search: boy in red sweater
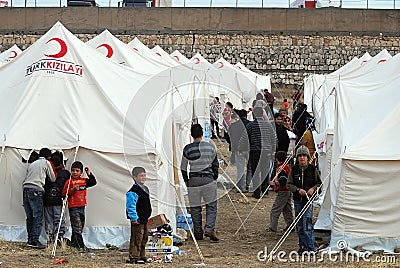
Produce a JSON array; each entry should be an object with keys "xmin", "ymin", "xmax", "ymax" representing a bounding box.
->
[
  {"xmin": 62, "ymin": 161, "xmax": 97, "ymax": 249},
  {"xmin": 268, "ymin": 151, "xmax": 294, "ymax": 233}
]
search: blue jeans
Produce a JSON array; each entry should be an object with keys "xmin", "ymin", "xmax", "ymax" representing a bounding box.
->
[
  {"xmin": 44, "ymin": 205, "xmax": 66, "ymax": 242},
  {"xmin": 69, "ymin": 207, "xmax": 86, "ymax": 248},
  {"xmin": 294, "ymin": 201, "xmax": 316, "ymax": 251},
  {"xmin": 23, "ymin": 188, "xmax": 44, "ymax": 243}
]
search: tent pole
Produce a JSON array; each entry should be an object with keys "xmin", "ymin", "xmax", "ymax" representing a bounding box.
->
[
  {"xmin": 51, "ymin": 139, "xmax": 80, "ymax": 259},
  {"xmin": 172, "ymin": 123, "xmax": 181, "ymax": 200},
  {"xmin": 0, "ymin": 134, "xmax": 6, "ymax": 167}
]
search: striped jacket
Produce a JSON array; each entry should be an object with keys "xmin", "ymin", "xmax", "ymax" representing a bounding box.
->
[{"xmin": 239, "ymin": 119, "xmax": 277, "ymax": 152}]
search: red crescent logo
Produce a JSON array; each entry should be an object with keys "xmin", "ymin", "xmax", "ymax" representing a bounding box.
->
[
  {"xmin": 96, "ymin": 44, "xmax": 114, "ymax": 58},
  {"xmin": 44, "ymin": 38, "xmax": 68, "ymax": 58},
  {"xmin": 377, "ymin": 59, "xmax": 387, "ymax": 64},
  {"xmin": 194, "ymin": 57, "xmax": 200, "ymax": 64},
  {"xmin": 9, "ymin": 50, "xmax": 17, "ymax": 59},
  {"xmin": 361, "ymin": 59, "xmax": 368, "ymax": 65},
  {"xmin": 133, "ymin": 47, "xmax": 139, "ymax": 52},
  {"xmin": 218, "ymin": 62, "xmax": 224, "ymax": 68},
  {"xmin": 236, "ymin": 66, "xmax": 242, "ymax": 69},
  {"xmin": 156, "ymin": 52, "xmax": 162, "ymax": 57},
  {"xmin": 173, "ymin": 55, "xmax": 180, "ymax": 61}
]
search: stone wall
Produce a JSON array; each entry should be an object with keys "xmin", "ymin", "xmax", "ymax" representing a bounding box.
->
[{"xmin": 1, "ymin": 33, "xmax": 399, "ymax": 87}]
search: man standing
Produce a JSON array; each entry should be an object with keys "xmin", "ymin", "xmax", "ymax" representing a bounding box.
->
[
  {"xmin": 287, "ymin": 146, "xmax": 321, "ymax": 254},
  {"xmin": 264, "ymin": 89, "xmax": 275, "ymax": 114},
  {"xmin": 274, "ymin": 113, "xmax": 290, "ymax": 154},
  {"xmin": 181, "ymin": 124, "xmax": 219, "ymax": 242},
  {"xmin": 292, "ymin": 103, "xmax": 312, "ymax": 145},
  {"xmin": 210, "ymin": 97, "xmax": 222, "ymax": 139},
  {"xmin": 239, "ymin": 107, "xmax": 276, "ymax": 199},
  {"xmin": 228, "ymin": 109, "xmax": 251, "ymax": 192},
  {"xmin": 43, "ymin": 152, "xmax": 70, "ymax": 246},
  {"xmin": 23, "ymin": 148, "xmax": 57, "ymax": 249}
]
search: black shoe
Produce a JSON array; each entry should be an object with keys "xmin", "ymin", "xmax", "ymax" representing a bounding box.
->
[
  {"xmin": 126, "ymin": 258, "xmax": 137, "ymax": 264},
  {"xmin": 27, "ymin": 240, "xmax": 46, "ymax": 249},
  {"xmin": 297, "ymin": 248, "xmax": 306, "ymax": 255},
  {"xmin": 126, "ymin": 258, "xmax": 146, "ymax": 264},
  {"xmin": 140, "ymin": 257, "xmax": 149, "ymax": 263},
  {"xmin": 194, "ymin": 233, "xmax": 204, "ymax": 240},
  {"xmin": 266, "ymin": 227, "xmax": 276, "ymax": 233},
  {"xmin": 204, "ymin": 230, "xmax": 219, "ymax": 242},
  {"xmin": 251, "ymin": 193, "xmax": 261, "ymax": 199}
]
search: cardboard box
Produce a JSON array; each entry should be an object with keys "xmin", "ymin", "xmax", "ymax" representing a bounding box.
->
[
  {"xmin": 145, "ymin": 235, "xmax": 173, "ymax": 253},
  {"xmin": 147, "ymin": 214, "xmax": 170, "ymax": 230}
]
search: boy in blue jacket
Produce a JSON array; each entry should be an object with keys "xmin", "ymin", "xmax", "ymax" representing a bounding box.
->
[{"xmin": 126, "ymin": 167, "xmax": 152, "ymax": 264}]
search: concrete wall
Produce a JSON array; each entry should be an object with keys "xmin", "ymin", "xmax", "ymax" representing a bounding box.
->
[{"xmin": 0, "ymin": 8, "xmax": 400, "ymax": 35}]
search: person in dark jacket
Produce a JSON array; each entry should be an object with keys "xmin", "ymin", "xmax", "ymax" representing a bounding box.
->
[
  {"xmin": 274, "ymin": 113, "xmax": 290, "ymax": 153},
  {"xmin": 126, "ymin": 166, "xmax": 152, "ymax": 264},
  {"xmin": 44, "ymin": 151, "xmax": 70, "ymax": 245},
  {"xmin": 287, "ymin": 146, "xmax": 321, "ymax": 253},
  {"xmin": 239, "ymin": 107, "xmax": 276, "ymax": 199},
  {"xmin": 228, "ymin": 109, "xmax": 252, "ymax": 192},
  {"xmin": 181, "ymin": 124, "xmax": 219, "ymax": 242},
  {"xmin": 292, "ymin": 103, "xmax": 313, "ymax": 146}
]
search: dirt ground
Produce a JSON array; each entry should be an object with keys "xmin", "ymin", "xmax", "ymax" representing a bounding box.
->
[
  {"xmin": 0, "ymin": 87, "xmax": 395, "ymax": 267},
  {"xmin": 1, "ymin": 138, "xmax": 398, "ymax": 267}
]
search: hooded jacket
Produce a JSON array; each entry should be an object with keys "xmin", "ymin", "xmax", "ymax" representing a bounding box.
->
[{"xmin": 287, "ymin": 163, "xmax": 321, "ymax": 203}]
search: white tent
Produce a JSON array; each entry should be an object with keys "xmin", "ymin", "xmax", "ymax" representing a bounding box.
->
[
  {"xmin": 170, "ymin": 50, "xmax": 191, "ymax": 64},
  {"xmin": 86, "ymin": 30, "xmax": 168, "ymax": 75},
  {"xmin": 0, "ymin": 22, "xmax": 217, "ymax": 249},
  {"xmin": 89, "ymin": 32, "xmax": 255, "ymax": 119},
  {"xmin": 304, "ymin": 52, "xmax": 382, "ymax": 212},
  {"xmin": 306, "ymin": 51, "xmax": 400, "ymax": 251},
  {"xmin": 127, "ymin": 37, "xmax": 177, "ymax": 68},
  {"xmin": 234, "ymin": 61, "xmax": 271, "ymax": 93},
  {"xmin": 0, "ymin": 22, "xmax": 261, "ymax": 249},
  {"xmin": 0, "ymin": 44, "xmax": 22, "ymax": 65},
  {"xmin": 328, "ymin": 70, "xmax": 400, "ymax": 252},
  {"xmin": 152, "ymin": 45, "xmax": 182, "ymax": 67},
  {"xmin": 190, "ymin": 52, "xmax": 212, "ymax": 66}
]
